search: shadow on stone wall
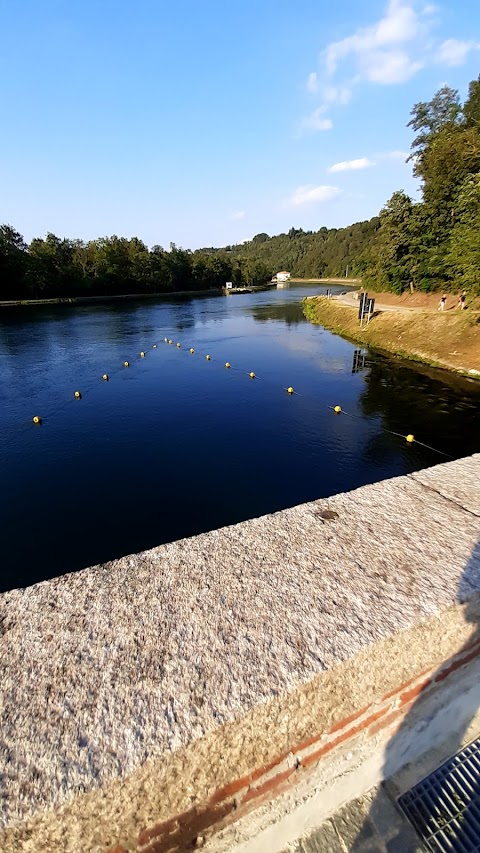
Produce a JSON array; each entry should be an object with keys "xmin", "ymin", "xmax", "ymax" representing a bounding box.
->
[{"xmin": 350, "ymin": 538, "xmax": 480, "ymax": 852}]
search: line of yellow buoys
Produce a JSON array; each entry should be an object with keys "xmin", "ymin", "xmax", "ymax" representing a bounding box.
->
[{"xmin": 27, "ymin": 331, "xmax": 451, "ymax": 458}]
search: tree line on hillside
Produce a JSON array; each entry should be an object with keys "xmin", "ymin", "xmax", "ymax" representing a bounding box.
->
[
  {"xmin": 2, "ymin": 75, "xmax": 479, "ymax": 301},
  {"xmin": 225, "ymin": 219, "xmax": 379, "ymax": 281},
  {"xmin": 0, "ymin": 231, "xmax": 273, "ymax": 301}
]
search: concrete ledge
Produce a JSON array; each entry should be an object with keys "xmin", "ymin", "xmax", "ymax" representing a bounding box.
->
[{"xmin": 0, "ymin": 455, "xmax": 479, "ymax": 852}]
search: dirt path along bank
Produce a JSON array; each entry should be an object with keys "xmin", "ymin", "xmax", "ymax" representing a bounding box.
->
[{"xmin": 304, "ymin": 296, "xmax": 480, "ymax": 376}]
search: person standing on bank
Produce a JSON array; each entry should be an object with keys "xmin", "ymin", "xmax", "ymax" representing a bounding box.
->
[
  {"xmin": 458, "ymin": 291, "xmax": 467, "ymax": 310},
  {"xmin": 438, "ymin": 294, "xmax": 447, "ymax": 311}
]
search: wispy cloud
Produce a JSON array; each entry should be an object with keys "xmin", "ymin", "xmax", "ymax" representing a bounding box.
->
[
  {"xmin": 326, "ymin": 150, "xmax": 408, "ymax": 174},
  {"xmin": 306, "ymin": 72, "xmax": 318, "ymax": 93},
  {"xmin": 328, "ymin": 157, "xmax": 375, "ymax": 173},
  {"xmin": 324, "ymin": 0, "xmax": 429, "ymax": 84},
  {"xmin": 298, "ymin": 2, "xmax": 433, "ymax": 135},
  {"xmin": 378, "ymin": 149, "xmax": 409, "ymax": 161},
  {"xmin": 323, "ymin": 85, "xmax": 352, "ymax": 105},
  {"xmin": 299, "ymin": 107, "xmax": 333, "ymax": 133},
  {"xmin": 230, "ymin": 210, "xmax": 246, "ymax": 221},
  {"xmin": 287, "ymin": 185, "xmax": 341, "ymax": 207},
  {"xmin": 436, "ymin": 38, "xmax": 480, "ymax": 66},
  {"xmin": 299, "ymin": 2, "xmax": 474, "ymax": 138}
]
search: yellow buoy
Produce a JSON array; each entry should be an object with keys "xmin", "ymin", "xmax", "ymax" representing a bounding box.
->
[
  {"xmin": 140, "ymin": 351, "xmax": 145, "ymax": 358},
  {"xmin": 249, "ymin": 372, "xmax": 256, "ymax": 379},
  {"xmin": 190, "ymin": 348, "xmax": 195, "ymax": 354},
  {"xmin": 287, "ymin": 386, "xmax": 294, "ymax": 394},
  {"xmin": 168, "ymin": 339, "xmax": 173, "ymax": 345},
  {"xmin": 74, "ymin": 391, "xmax": 82, "ymax": 399},
  {"xmin": 102, "ymin": 374, "xmax": 109, "ymax": 381},
  {"xmin": 225, "ymin": 362, "xmax": 231, "ymax": 369},
  {"xmin": 153, "ymin": 344, "xmax": 157, "ymax": 348},
  {"xmin": 32, "ymin": 415, "xmax": 42, "ymax": 425},
  {"xmin": 124, "ymin": 361, "xmax": 129, "ymax": 367},
  {"xmin": 206, "ymin": 354, "xmax": 211, "ymax": 360},
  {"xmin": 334, "ymin": 405, "xmax": 342, "ymax": 414},
  {"xmin": 406, "ymin": 434, "xmax": 415, "ymax": 443},
  {"xmin": 176, "ymin": 343, "xmax": 181, "ymax": 348}
]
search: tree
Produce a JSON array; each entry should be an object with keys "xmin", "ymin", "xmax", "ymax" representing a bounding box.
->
[
  {"xmin": 408, "ymin": 85, "xmax": 461, "ymax": 177},
  {"xmin": 364, "ymin": 192, "xmax": 417, "ymax": 293},
  {"xmin": 463, "ymin": 76, "xmax": 480, "ymax": 130},
  {"xmin": 0, "ymin": 225, "xmax": 28, "ymax": 299},
  {"xmin": 448, "ymin": 174, "xmax": 480, "ymax": 294}
]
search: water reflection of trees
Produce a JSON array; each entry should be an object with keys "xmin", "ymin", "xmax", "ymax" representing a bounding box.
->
[
  {"xmin": 249, "ymin": 303, "xmax": 305, "ymax": 327},
  {"xmin": 359, "ymin": 357, "xmax": 480, "ymax": 462}
]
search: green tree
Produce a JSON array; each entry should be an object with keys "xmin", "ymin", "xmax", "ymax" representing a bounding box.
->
[
  {"xmin": 364, "ymin": 192, "xmax": 417, "ymax": 293},
  {"xmin": 408, "ymin": 85, "xmax": 461, "ymax": 178},
  {"xmin": 0, "ymin": 225, "xmax": 28, "ymax": 299},
  {"xmin": 448, "ymin": 174, "xmax": 480, "ymax": 294},
  {"xmin": 463, "ymin": 76, "xmax": 480, "ymax": 130}
]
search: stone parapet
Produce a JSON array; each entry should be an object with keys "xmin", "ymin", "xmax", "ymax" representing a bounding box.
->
[{"xmin": 1, "ymin": 455, "xmax": 479, "ymax": 852}]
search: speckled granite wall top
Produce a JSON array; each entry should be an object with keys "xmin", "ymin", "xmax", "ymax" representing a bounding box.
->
[{"xmin": 1, "ymin": 455, "xmax": 479, "ymax": 851}]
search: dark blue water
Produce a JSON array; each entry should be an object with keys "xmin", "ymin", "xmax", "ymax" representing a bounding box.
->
[{"xmin": 1, "ymin": 283, "xmax": 479, "ymax": 592}]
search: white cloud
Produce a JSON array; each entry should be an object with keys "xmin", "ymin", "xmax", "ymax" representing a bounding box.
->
[
  {"xmin": 362, "ymin": 50, "xmax": 423, "ymax": 83},
  {"xmin": 323, "ymin": 85, "xmax": 352, "ymax": 105},
  {"xmin": 328, "ymin": 157, "xmax": 375, "ymax": 173},
  {"xmin": 287, "ymin": 185, "xmax": 341, "ymax": 207},
  {"xmin": 230, "ymin": 210, "xmax": 246, "ymax": 221},
  {"xmin": 437, "ymin": 38, "xmax": 480, "ymax": 67},
  {"xmin": 306, "ymin": 71, "xmax": 318, "ymax": 93},
  {"xmin": 300, "ymin": 107, "xmax": 333, "ymax": 132},
  {"xmin": 379, "ymin": 149, "xmax": 409, "ymax": 161},
  {"xmin": 323, "ymin": 1, "xmax": 430, "ymax": 85}
]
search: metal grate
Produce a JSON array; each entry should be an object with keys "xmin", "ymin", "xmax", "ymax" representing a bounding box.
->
[{"xmin": 398, "ymin": 736, "xmax": 480, "ymax": 851}]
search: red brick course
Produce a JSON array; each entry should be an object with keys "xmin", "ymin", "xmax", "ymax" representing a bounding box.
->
[
  {"xmin": 435, "ymin": 646, "xmax": 480, "ymax": 683},
  {"xmin": 399, "ymin": 678, "xmax": 432, "ymax": 705},
  {"xmin": 381, "ymin": 667, "xmax": 432, "ymax": 702},
  {"xmin": 368, "ymin": 702, "xmax": 414, "ymax": 737},
  {"xmin": 242, "ymin": 765, "xmax": 297, "ymax": 805},
  {"xmin": 298, "ymin": 706, "xmax": 391, "ymax": 769},
  {"xmin": 329, "ymin": 704, "xmax": 371, "ymax": 734}
]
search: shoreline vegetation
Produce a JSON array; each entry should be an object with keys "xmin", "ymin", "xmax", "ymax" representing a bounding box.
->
[
  {"xmin": 303, "ymin": 295, "xmax": 480, "ymax": 378},
  {"xmin": 0, "ymin": 278, "xmax": 358, "ymax": 309},
  {"xmin": 0, "ymin": 288, "xmax": 223, "ymax": 309}
]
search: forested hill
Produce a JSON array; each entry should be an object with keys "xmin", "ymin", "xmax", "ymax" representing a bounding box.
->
[{"xmin": 219, "ymin": 219, "xmax": 379, "ymax": 280}]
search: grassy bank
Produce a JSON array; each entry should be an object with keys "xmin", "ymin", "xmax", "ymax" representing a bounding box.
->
[{"xmin": 304, "ymin": 297, "xmax": 480, "ymax": 376}]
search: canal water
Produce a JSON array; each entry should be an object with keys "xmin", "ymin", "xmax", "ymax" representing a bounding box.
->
[{"xmin": 1, "ymin": 283, "xmax": 479, "ymax": 592}]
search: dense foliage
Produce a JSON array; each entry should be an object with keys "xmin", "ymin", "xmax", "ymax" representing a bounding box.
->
[
  {"xmin": 222, "ymin": 220, "xmax": 379, "ymax": 280},
  {"xmin": 0, "ymin": 232, "xmax": 271, "ymax": 301},
  {"xmin": 2, "ymin": 75, "xmax": 480, "ymax": 301}
]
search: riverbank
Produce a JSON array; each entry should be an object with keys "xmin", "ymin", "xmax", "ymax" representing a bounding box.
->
[
  {"xmin": 304, "ymin": 296, "xmax": 480, "ymax": 376},
  {"xmin": 0, "ymin": 288, "xmax": 222, "ymax": 309},
  {"xmin": 289, "ymin": 277, "xmax": 361, "ymax": 284}
]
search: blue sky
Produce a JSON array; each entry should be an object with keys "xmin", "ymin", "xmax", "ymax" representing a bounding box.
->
[{"xmin": 1, "ymin": 0, "xmax": 479, "ymax": 248}]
